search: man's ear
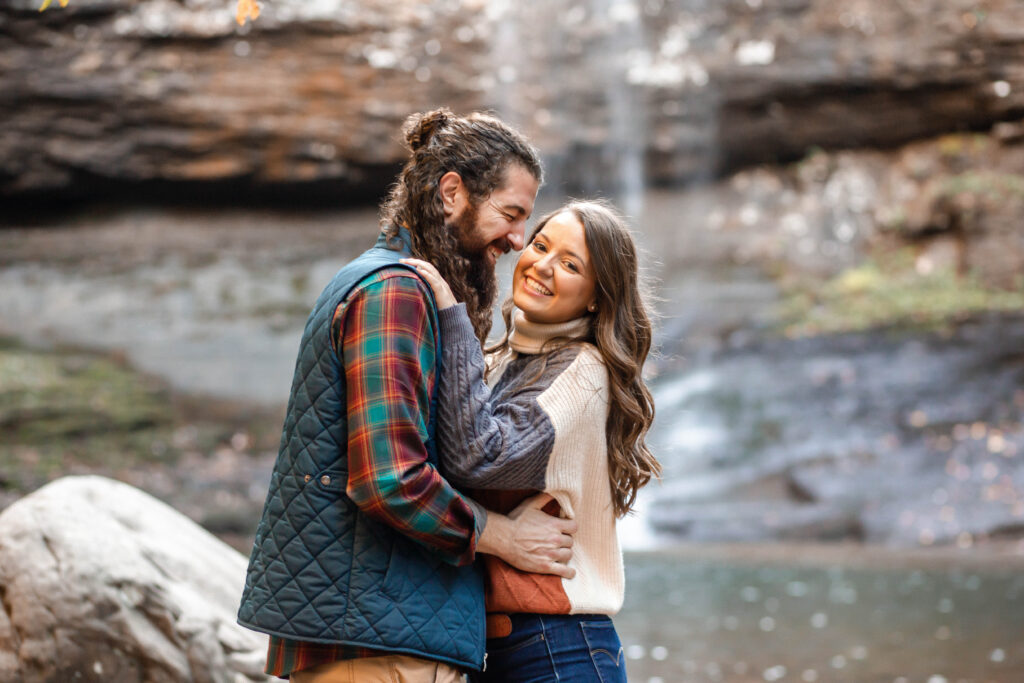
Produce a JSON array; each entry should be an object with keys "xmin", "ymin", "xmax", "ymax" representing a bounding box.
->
[{"xmin": 439, "ymin": 171, "xmax": 467, "ymax": 219}]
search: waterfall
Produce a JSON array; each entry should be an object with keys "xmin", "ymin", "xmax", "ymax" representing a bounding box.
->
[{"xmin": 484, "ymin": 0, "xmax": 649, "ymax": 218}]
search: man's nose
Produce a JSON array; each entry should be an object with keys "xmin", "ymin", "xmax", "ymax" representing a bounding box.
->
[{"xmin": 507, "ymin": 221, "xmax": 525, "ymax": 251}]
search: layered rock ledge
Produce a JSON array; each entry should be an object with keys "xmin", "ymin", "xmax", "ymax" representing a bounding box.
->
[{"xmin": 3, "ymin": 0, "xmax": 1023, "ymax": 202}]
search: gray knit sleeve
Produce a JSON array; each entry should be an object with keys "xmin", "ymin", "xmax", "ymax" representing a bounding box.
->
[{"xmin": 435, "ymin": 304, "xmax": 557, "ymax": 490}]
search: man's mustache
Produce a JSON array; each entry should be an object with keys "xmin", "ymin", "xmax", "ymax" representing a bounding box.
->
[{"xmin": 491, "ymin": 239, "xmax": 512, "ymax": 256}]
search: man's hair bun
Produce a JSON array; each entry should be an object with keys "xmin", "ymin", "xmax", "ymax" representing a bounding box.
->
[{"xmin": 404, "ymin": 108, "xmax": 452, "ymax": 151}]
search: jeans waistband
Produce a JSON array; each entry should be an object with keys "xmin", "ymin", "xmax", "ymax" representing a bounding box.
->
[{"xmin": 487, "ymin": 613, "xmax": 613, "ymax": 639}]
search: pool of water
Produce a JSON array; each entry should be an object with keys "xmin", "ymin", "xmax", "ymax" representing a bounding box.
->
[{"xmin": 617, "ymin": 547, "xmax": 1024, "ymax": 683}]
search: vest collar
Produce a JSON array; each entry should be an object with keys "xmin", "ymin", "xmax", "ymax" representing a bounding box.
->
[{"xmin": 377, "ymin": 226, "xmax": 415, "ymax": 255}]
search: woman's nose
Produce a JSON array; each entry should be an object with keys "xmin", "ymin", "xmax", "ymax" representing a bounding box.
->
[{"xmin": 534, "ymin": 254, "xmax": 555, "ymax": 274}]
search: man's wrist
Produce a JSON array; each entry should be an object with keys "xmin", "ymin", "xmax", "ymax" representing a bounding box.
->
[
  {"xmin": 476, "ymin": 511, "xmax": 512, "ymax": 557},
  {"xmin": 463, "ymin": 496, "xmax": 489, "ymax": 548}
]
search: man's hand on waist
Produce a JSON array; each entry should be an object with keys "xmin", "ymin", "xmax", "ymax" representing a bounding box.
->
[{"xmin": 476, "ymin": 493, "xmax": 577, "ymax": 579}]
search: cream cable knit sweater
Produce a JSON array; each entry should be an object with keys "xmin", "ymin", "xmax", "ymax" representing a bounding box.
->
[{"xmin": 437, "ymin": 305, "xmax": 624, "ymax": 616}]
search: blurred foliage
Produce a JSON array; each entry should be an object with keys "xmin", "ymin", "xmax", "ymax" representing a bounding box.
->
[
  {"xmin": 939, "ymin": 170, "xmax": 1024, "ymax": 202},
  {"xmin": 778, "ymin": 249, "xmax": 1024, "ymax": 337},
  {"xmin": 0, "ymin": 340, "xmax": 278, "ymax": 497},
  {"xmin": 0, "ymin": 340, "xmax": 172, "ymax": 479}
]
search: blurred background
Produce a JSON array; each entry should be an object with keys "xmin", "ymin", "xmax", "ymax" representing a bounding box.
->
[{"xmin": 2, "ymin": 0, "xmax": 1024, "ymax": 681}]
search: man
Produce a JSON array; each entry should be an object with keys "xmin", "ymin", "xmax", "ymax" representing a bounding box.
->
[{"xmin": 237, "ymin": 108, "xmax": 577, "ymax": 682}]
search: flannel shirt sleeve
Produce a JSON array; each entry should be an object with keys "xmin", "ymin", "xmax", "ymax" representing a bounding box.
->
[{"xmin": 335, "ymin": 271, "xmax": 481, "ymax": 566}]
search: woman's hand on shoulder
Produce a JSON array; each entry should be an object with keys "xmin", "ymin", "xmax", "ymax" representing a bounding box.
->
[{"xmin": 400, "ymin": 258, "xmax": 457, "ymax": 310}]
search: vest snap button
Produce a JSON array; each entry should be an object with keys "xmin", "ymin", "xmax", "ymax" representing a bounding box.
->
[
  {"xmin": 304, "ymin": 475, "xmax": 311, "ymax": 483},
  {"xmin": 320, "ymin": 475, "xmax": 331, "ymax": 486}
]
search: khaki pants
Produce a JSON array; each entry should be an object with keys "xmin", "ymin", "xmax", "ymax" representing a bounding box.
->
[{"xmin": 291, "ymin": 655, "xmax": 465, "ymax": 683}]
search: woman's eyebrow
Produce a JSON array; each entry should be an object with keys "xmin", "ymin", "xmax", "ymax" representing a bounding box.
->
[
  {"xmin": 564, "ymin": 249, "xmax": 587, "ymax": 264},
  {"xmin": 534, "ymin": 231, "xmax": 587, "ymax": 264}
]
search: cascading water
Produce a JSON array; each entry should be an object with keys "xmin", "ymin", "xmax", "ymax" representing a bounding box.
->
[{"xmin": 483, "ymin": 0, "xmax": 649, "ymax": 218}]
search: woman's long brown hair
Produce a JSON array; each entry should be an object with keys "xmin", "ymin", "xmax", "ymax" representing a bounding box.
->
[{"xmin": 487, "ymin": 200, "xmax": 661, "ymax": 517}]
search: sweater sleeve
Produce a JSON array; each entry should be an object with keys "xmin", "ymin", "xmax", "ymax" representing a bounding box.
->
[{"xmin": 435, "ymin": 304, "xmax": 559, "ymax": 490}]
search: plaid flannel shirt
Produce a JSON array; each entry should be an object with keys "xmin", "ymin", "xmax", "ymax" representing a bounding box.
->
[{"xmin": 266, "ymin": 268, "xmax": 482, "ymax": 678}]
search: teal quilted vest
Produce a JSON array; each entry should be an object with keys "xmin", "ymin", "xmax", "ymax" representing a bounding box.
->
[{"xmin": 237, "ymin": 231, "xmax": 486, "ymax": 670}]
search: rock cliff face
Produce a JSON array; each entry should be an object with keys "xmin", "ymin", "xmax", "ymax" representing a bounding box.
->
[
  {"xmin": 2, "ymin": 0, "xmax": 1023, "ymax": 202},
  {"xmin": 0, "ymin": 476, "xmax": 268, "ymax": 682},
  {"xmin": 0, "ymin": 0, "xmax": 488, "ymax": 203}
]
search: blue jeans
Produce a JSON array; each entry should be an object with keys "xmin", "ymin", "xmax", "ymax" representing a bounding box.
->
[{"xmin": 471, "ymin": 614, "xmax": 627, "ymax": 683}]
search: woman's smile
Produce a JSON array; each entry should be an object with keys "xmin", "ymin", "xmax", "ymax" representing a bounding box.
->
[
  {"xmin": 523, "ymin": 276, "xmax": 553, "ymax": 296},
  {"xmin": 512, "ymin": 211, "xmax": 597, "ymax": 324}
]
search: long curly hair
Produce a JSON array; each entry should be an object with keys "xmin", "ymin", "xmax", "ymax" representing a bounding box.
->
[
  {"xmin": 488, "ymin": 200, "xmax": 661, "ymax": 517},
  {"xmin": 380, "ymin": 108, "xmax": 543, "ymax": 343}
]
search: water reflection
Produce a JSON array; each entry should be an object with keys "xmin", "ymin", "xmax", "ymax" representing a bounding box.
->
[{"xmin": 618, "ymin": 549, "xmax": 1024, "ymax": 681}]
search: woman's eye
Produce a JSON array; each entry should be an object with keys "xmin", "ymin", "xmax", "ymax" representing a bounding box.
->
[
  {"xmin": 533, "ymin": 242, "xmax": 547, "ymax": 252},
  {"xmin": 565, "ymin": 261, "xmax": 579, "ymax": 273}
]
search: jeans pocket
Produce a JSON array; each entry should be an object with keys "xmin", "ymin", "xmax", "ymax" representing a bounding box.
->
[
  {"xmin": 486, "ymin": 631, "xmax": 546, "ymax": 657},
  {"xmin": 478, "ymin": 631, "xmax": 551, "ymax": 683},
  {"xmin": 580, "ymin": 620, "xmax": 625, "ymax": 683}
]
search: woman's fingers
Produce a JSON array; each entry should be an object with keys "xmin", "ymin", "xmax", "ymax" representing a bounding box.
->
[
  {"xmin": 401, "ymin": 257, "xmax": 439, "ymax": 278},
  {"xmin": 400, "ymin": 258, "xmax": 457, "ymax": 309}
]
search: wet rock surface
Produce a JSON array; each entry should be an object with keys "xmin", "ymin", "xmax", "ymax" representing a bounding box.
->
[
  {"xmin": 497, "ymin": 0, "xmax": 1024, "ymax": 196},
  {"xmin": 646, "ymin": 314, "xmax": 1024, "ymax": 546},
  {"xmin": 639, "ymin": 121, "xmax": 1024, "ymax": 348},
  {"xmin": 4, "ymin": 0, "xmax": 1024, "ymax": 201},
  {"xmin": 0, "ymin": 475, "xmax": 269, "ymax": 682}
]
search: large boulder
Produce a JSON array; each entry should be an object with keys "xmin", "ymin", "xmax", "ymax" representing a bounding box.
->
[{"xmin": 0, "ymin": 476, "xmax": 268, "ymax": 683}]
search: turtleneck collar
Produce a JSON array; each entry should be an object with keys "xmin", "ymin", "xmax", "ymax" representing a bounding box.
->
[{"xmin": 508, "ymin": 309, "xmax": 592, "ymax": 355}]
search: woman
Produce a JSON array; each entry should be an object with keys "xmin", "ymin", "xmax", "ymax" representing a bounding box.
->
[{"xmin": 403, "ymin": 200, "xmax": 660, "ymax": 682}]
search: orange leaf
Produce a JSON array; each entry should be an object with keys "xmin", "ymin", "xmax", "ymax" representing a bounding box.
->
[{"xmin": 236, "ymin": 0, "xmax": 259, "ymax": 26}]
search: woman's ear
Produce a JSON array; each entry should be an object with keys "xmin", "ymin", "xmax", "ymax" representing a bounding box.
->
[{"xmin": 438, "ymin": 171, "xmax": 467, "ymax": 219}]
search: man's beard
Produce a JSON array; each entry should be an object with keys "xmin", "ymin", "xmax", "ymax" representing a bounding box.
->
[{"xmin": 446, "ymin": 202, "xmax": 499, "ymax": 324}]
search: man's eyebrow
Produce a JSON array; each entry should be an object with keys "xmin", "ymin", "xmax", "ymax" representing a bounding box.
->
[{"xmin": 500, "ymin": 202, "xmax": 529, "ymax": 219}]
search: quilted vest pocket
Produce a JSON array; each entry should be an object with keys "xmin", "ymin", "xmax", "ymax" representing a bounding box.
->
[
  {"xmin": 303, "ymin": 470, "xmax": 356, "ymax": 508},
  {"xmin": 381, "ymin": 536, "xmax": 446, "ymax": 603}
]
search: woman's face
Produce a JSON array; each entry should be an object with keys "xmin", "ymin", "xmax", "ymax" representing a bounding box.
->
[{"xmin": 512, "ymin": 211, "xmax": 597, "ymax": 325}]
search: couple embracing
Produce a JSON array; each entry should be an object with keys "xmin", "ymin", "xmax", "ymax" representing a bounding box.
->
[{"xmin": 237, "ymin": 108, "xmax": 660, "ymax": 683}]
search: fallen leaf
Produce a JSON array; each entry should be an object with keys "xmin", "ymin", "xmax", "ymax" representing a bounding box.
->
[{"xmin": 236, "ymin": 0, "xmax": 260, "ymax": 26}]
